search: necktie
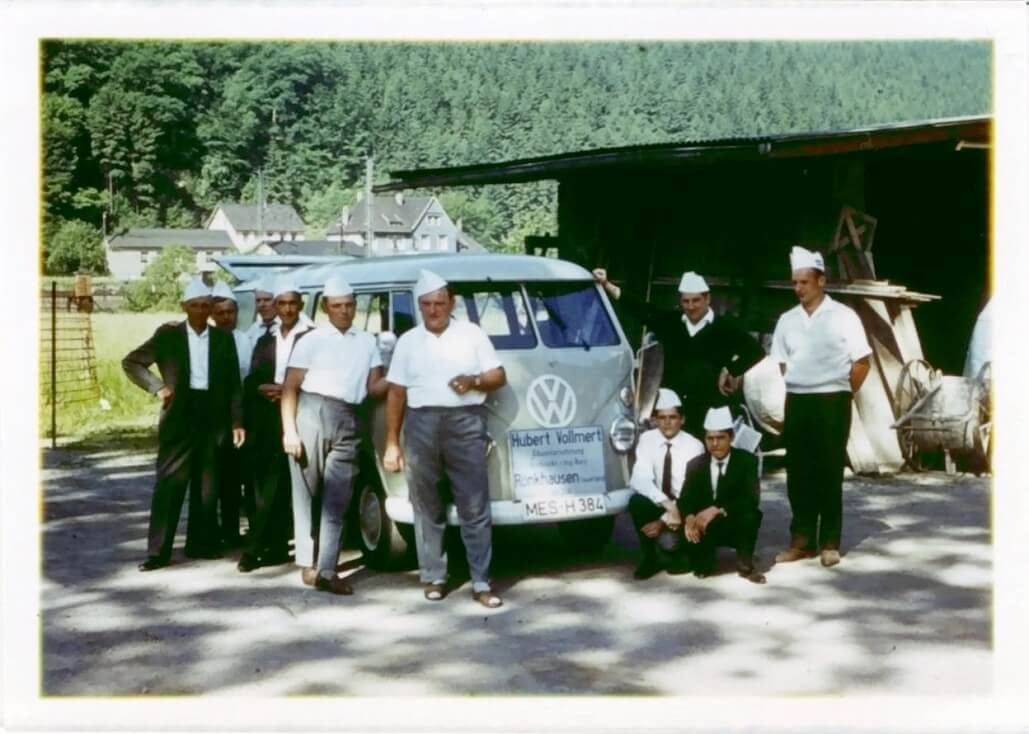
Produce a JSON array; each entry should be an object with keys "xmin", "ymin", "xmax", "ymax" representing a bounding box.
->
[
  {"xmin": 714, "ymin": 460, "xmax": 725, "ymax": 494},
  {"xmin": 661, "ymin": 443, "xmax": 674, "ymax": 499}
]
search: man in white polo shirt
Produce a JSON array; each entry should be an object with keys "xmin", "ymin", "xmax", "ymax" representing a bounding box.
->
[
  {"xmin": 771, "ymin": 247, "xmax": 871, "ymax": 568},
  {"xmin": 281, "ymin": 272, "xmax": 387, "ymax": 595},
  {"xmin": 628, "ymin": 388, "xmax": 705, "ymax": 580},
  {"xmin": 383, "ymin": 270, "xmax": 508, "ymax": 608}
]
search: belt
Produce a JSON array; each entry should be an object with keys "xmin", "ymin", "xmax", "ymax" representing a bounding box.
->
[
  {"xmin": 409, "ymin": 404, "xmax": 484, "ymax": 413},
  {"xmin": 301, "ymin": 391, "xmax": 358, "ymax": 410}
]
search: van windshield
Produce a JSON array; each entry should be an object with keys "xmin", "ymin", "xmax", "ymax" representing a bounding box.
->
[
  {"xmin": 526, "ymin": 281, "xmax": 620, "ymax": 348},
  {"xmin": 449, "ymin": 282, "xmax": 537, "ymax": 350}
]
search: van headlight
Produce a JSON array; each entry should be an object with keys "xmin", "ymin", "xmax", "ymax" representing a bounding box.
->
[
  {"xmin": 609, "ymin": 416, "xmax": 637, "ymax": 453},
  {"xmin": 618, "ymin": 386, "xmax": 634, "ymax": 409}
]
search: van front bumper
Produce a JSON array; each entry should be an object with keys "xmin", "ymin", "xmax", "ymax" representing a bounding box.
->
[{"xmin": 384, "ymin": 489, "xmax": 634, "ymax": 526}]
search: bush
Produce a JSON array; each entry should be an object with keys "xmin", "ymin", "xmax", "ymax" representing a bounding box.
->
[
  {"xmin": 45, "ymin": 219, "xmax": 107, "ymax": 275},
  {"xmin": 124, "ymin": 245, "xmax": 196, "ymax": 311}
]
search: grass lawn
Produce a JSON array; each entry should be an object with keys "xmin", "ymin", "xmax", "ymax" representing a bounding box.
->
[{"xmin": 42, "ymin": 312, "xmax": 180, "ymax": 442}]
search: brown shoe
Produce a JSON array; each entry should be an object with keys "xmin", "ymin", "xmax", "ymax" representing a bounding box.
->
[
  {"xmin": 301, "ymin": 567, "xmax": 318, "ymax": 586},
  {"xmin": 820, "ymin": 549, "xmax": 841, "ymax": 567},
  {"xmin": 315, "ymin": 574, "xmax": 353, "ymax": 595},
  {"xmin": 774, "ymin": 547, "xmax": 816, "ymax": 563}
]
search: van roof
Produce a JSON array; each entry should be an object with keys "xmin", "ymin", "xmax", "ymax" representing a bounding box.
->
[{"xmin": 231, "ymin": 253, "xmax": 594, "ymax": 292}]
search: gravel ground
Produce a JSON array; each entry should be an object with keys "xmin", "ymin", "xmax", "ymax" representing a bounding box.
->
[{"xmin": 41, "ymin": 441, "xmax": 991, "ymax": 697}]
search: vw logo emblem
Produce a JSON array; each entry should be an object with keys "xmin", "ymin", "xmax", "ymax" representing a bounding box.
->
[{"xmin": 526, "ymin": 374, "xmax": 577, "ymax": 428}]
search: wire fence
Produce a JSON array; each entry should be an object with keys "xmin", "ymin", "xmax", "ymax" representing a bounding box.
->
[{"xmin": 41, "ymin": 281, "xmax": 100, "ymax": 445}]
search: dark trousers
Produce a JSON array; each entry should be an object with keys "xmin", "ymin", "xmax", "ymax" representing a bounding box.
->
[
  {"xmin": 147, "ymin": 390, "xmax": 221, "ymax": 560},
  {"xmin": 218, "ymin": 442, "xmax": 244, "ymax": 542},
  {"xmin": 783, "ymin": 391, "xmax": 852, "ymax": 550},
  {"xmin": 628, "ymin": 493, "xmax": 685, "ymax": 564},
  {"xmin": 244, "ymin": 396, "xmax": 291, "ymax": 561},
  {"xmin": 684, "ymin": 511, "xmax": 762, "ymax": 571}
]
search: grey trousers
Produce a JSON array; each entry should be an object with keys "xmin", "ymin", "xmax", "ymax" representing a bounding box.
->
[
  {"xmin": 403, "ymin": 406, "xmax": 493, "ymax": 591},
  {"xmin": 288, "ymin": 391, "xmax": 360, "ymax": 576}
]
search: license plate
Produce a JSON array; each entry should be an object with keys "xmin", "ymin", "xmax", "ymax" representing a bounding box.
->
[{"xmin": 520, "ymin": 494, "xmax": 607, "ymax": 521}]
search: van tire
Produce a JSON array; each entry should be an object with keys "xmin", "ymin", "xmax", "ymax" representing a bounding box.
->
[
  {"xmin": 557, "ymin": 516, "xmax": 616, "ymax": 554},
  {"xmin": 356, "ymin": 479, "xmax": 414, "ymax": 570}
]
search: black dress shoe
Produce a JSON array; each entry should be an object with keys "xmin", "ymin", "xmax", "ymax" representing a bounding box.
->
[
  {"xmin": 693, "ymin": 565, "xmax": 716, "ymax": 579},
  {"xmin": 315, "ymin": 574, "xmax": 353, "ymax": 595},
  {"xmin": 138, "ymin": 556, "xmax": 169, "ymax": 572},
  {"xmin": 633, "ymin": 557, "xmax": 662, "ymax": 580},
  {"xmin": 237, "ymin": 553, "xmax": 260, "ymax": 573}
]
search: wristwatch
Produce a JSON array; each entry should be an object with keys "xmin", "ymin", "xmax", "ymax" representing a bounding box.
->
[{"xmin": 474, "ymin": 374, "xmax": 482, "ymax": 389}]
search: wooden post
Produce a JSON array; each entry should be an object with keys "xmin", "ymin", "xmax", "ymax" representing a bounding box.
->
[{"xmin": 51, "ymin": 280, "xmax": 57, "ymax": 449}]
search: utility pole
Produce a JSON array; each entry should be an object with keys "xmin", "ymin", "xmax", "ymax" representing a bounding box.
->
[
  {"xmin": 257, "ymin": 168, "xmax": 265, "ymax": 247},
  {"xmin": 365, "ymin": 157, "xmax": 374, "ymax": 252}
]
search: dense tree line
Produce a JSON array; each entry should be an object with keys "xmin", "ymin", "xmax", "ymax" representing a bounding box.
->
[{"xmin": 41, "ymin": 40, "xmax": 990, "ymax": 273}]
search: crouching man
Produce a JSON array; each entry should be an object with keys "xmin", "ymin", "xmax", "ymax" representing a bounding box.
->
[
  {"xmin": 628, "ymin": 388, "xmax": 705, "ymax": 579},
  {"xmin": 678, "ymin": 407, "xmax": 766, "ymax": 584}
]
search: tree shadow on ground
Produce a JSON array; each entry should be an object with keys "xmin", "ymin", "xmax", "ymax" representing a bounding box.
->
[{"xmin": 42, "ymin": 441, "xmax": 991, "ymax": 697}]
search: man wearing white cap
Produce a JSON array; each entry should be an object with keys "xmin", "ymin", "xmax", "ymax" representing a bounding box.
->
[
  {"xmin": 383, "ymin": 269, "xmax": 508, "ymax": 608},
  {"xmin": 628, "ymin": 388, "xmax": 706, "ymax": 579},
  {"xmin": 280, "ymin": 272, "xmax": 388, "ymax": 595},
  {"xmin": 245, "ymin": 277, "xmax": 279, "ymax": 343},
  {"xmin": 210, "ymin": 281, "xmax": 253, "ymax": 546},
  {"xmin": 678, "ymin": 406, "xmax": 765, "ymax": 584},
  {"xmin": 238, "ymin": 275, "xmax": 316, "ymax": 572},
  {"xmin": 771, "ymin": 247, "xmax": 871, "ymax": 568},
  {"xmin": 123, "ymin": 278, "xmax": 245, "ymax": 571},
  {"xmin": 593, "ymin": 267, "xmax": 765, "ymax": 439}
]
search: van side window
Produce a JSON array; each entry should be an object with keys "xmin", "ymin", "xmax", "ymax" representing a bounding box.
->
[
  {"xmin": 314, "ymin": 292, "xmax": 388, "ymax": 336},
  {"xmin": 449, "ymin": 282, "xmax": 537, "ymax": 350},
  {"xmin": 391, "ymin": 291, "xmax": 415, "ymax": 336}
]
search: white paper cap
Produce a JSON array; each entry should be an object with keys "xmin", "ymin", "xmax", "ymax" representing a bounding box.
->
[
  {"xmin": 790, "ymin": 246, "xmax": 825, "ymax": 273},
  {"xmin": 654, "ymin": 388, "xmax": 682, "ymax": 411},
  {"xmin": 677, "ymin": 271, "xmax": 709, "ymax": 294},
  {"xmin": 181, "ymin": 278, "xmax": 212, "ymax": 303},
  {"xmin": 252, "ymin": 277, "xmax": 274, "ymax": 297},
  {"xmin": 211, "ymin": 281, "xmax": 236, "ymax": 301},
  {"xmin": 703, "ymin": 406, "xmax": 734, "ymax": 432},
  {"xmin": 323, "ymin": 272, "xmax": 354, "ymax": 298},
  {"xmin": 273, "ymin": 275, "xmax": 301, "ymax": 299},
  {"xmin": 413, "ymin": 269, "xmax": 448, "ymax": 299}
]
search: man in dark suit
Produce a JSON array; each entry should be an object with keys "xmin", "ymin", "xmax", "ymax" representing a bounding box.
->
[
  {"xmin": 593, "ymin": 268, "xmax": 766, "ymax": 440},
  {"xmin": 122, "ymin": 279, "xmax": 244, "ymax": 571},
  {"xmin": 677, "ymin": 407, "xmax": 766, "ymax": 584}
]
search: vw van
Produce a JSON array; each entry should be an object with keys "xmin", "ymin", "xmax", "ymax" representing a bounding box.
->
[{"xmin": 222, "ymin": 253, "xmax": 653, "ymax": 569}]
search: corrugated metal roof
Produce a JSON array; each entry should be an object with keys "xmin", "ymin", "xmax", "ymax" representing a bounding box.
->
[
  {"xmin": 375, "ymin": 115, "xmax": 990, "ymax": 192},
  {"xmin": 106, "ymin": 228, "xmax": 234, "ymax": 251}
]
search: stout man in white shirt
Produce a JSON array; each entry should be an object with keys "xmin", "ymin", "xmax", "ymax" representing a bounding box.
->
[
  {"xmin": 771, "ymin": 247, "xmax": 871, "ymax": 568},
  {"xmin": 383, "ymin": 270, "xmax": 508, "ymax": 608},
  {"xmin": 123, "ymin": 279, "xmax": 244, "ymax": 571},
  {"xmin": 281, "ymin": 273, "xmax": 387, "ymax": 595},
  {"xmin": 628, "ymin": 388, "xmax": 705, "ymax": 579}
]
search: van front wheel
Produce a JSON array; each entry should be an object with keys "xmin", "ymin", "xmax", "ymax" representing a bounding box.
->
[
  {"xmin": 557, "ymin": 516, "xmax": 615, "ymax": 554},
  {"xmin": 356, "ymin": 480, "xmax": 414, "ymax": 570}
]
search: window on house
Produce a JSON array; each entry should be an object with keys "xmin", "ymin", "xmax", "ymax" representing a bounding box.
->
[
  {"xmin": 427, "ymin": 215, "xmax": 440, "ymax": 226},
  {"xmin": 418, "ymin": 234, "xmax": 431, "ymax": 250},
  {"xmin": 437, "ymin": 234, "xmax": 449, "ymax": 251},
  {"xmin": 140, "ymin": 251, "xmax": 148, "ymax": 264}
]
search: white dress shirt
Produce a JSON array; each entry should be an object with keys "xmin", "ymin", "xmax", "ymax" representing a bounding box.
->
[
  {"xmin": 709, "ymin": 453, "xmax": 731, "ymax": 498},
  {"xmin": 231, "ymin": 329, "xmax": 252, "ymax": 381},
  {"xmin": 770, "ymin": 295, "xmax": 871, "ymax": 394},
  {"xmin": 274, "ymin": 320, "xmax": 315, "ymax": 384},
  {"xmin": 387, "ymin": 319, "xmax": 502, "ymax": 408},
  {"xmin": 630, "ymin": 428, "xmax": 705, "ymax": 505},
  {"xmin": 288, "ymin": 326, "xmax": 383, "ymax": 403},
  {"xmin": 246, "ymin": 318, "xmax": 276, "ymax": 343},
  {"xmin": 186, "ymin": 325, "xmax": 210, "ymax": 390},
  {"xmin": 682, "ymin": 308, "xmax": 715, "ymax": 337}
]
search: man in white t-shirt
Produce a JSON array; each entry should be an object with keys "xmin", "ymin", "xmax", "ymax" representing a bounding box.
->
[
  {"xmin": 628, "ymin": 388, "xmax": 705, "ymax": 580},
  {"xmin": 383, "ymin": 270, "xmax": 508, "ymax": 608},
  {"xmin": 770, "ymin": 247, "xmax": 871, "ymax": 568}
]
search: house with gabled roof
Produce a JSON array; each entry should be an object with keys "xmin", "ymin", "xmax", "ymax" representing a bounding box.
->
[
  {"xmin": 326, "ymin": 193, "xmax": 474, "ymax": 256},
  {"xmin": 105, "ymin": 228, "xmax": 235, "ymax": 280},
  {"xmin": 206, "ymin": 201, "xmax": 306, "ymax": 252}
]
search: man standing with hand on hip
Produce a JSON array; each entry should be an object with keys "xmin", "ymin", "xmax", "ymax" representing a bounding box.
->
[
  {"xmin": 123, "ymin": 278, "xmax": 244, "ymax": 570},
  {"xmin": 382, "ymin": 270, "xmax": 507, "ymax": 608},
  {"xmin": 281, "ymin": 272, "xmax": 387, "ymax": 595},
  {"xmin": 771, "ymin": 246, "xmax": 871, "ymax": 568}
]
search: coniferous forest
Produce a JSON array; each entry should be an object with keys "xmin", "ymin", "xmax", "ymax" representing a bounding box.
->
[{"xmin": 41, "ymin": 40, "xmax": 991, "ymax": 271}]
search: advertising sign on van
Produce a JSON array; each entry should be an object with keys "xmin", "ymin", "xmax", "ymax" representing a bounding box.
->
[{"xmin": 509, "ymin": 426, "xmax": 607, "ymax": 519}]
